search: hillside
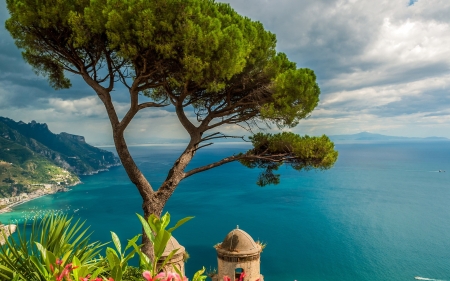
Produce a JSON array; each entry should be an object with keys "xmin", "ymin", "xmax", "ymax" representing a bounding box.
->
[
  {"xmin": 0, "ymin": 137, "xmax": 79, "ymax": 198},
  {"xmin": 0, "ymin": 117, "xmax": 120, "ymax": 199},
  {"xmin": 0, "ymin": 117, "xmax": 120, "ymax": 175}
]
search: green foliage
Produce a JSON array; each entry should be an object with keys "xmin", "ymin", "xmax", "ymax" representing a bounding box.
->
[
  {"xmin": 121, "ymin": 266, "xmax": 143, "ymax": 281},
  {"xmin": 261, "ymin": 68, "xmax": 320, "ymax": 127},
  {"xmin": 0, "ymin": 210, "xmax": 207, "ymax": 281},
  {"xmin": 0, "ymin": 213, "xmax": 105, "ymax": 280},
  {"xmin": 5, "ymin": 0, "xmax": 321, "ymax": 128},
  {"xmin": 2, "ymin": 178, "xmax": 14, "ymax": 184},
  {"xmin": 240, "ymin": 132, "xmax": 338, "ymax": 186},
  {"xmin": 104, "ymin": 231, "xmax": 140, "ymax": 281},
  {"xmin": 133, "ymin": 212, "xmax": 193, "ymax": 276}
]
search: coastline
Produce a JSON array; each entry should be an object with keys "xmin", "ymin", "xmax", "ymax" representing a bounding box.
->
[
  {"xmin": 0, "ymin": 164, "xmax": 121, "ymax": 215},
  {"xmin": 0, "ymin": 180, "xmax": 82, "ymax": 215}
]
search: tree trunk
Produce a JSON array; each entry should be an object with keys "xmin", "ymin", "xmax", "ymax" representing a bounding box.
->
[{"xmin": 140, "ymin": 143, "xmax": 198, "ymax": 258}]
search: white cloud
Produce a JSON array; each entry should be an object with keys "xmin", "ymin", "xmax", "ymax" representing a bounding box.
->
[
  {"xmin": 1, "ymin": 0, "xmax": 450, "ymax": 141},
  {"xmin": 323, "ymin": 74, "xmax": 450, "ymax": 109},
  {"xmin": 48, "ymin": 97, "xmax": 106, "ymax": 117}
]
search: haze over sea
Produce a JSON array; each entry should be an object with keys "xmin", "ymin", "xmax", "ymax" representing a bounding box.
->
[{"xmin": 1, "ymin": 141, "xmax": 450, "ymax": 281}]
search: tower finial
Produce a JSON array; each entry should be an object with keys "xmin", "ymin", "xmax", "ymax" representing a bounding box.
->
[{"xmin": 237, "ymin": 225, "xmax": 239, "ymax": 229}]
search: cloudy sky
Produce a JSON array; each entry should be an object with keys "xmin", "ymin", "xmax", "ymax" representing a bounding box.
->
[{"xmin": 1, "ymin": 0, "xmax": 449, "ymax": 144}]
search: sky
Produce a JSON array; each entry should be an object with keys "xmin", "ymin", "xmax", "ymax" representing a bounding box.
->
[{"xmin": 0, "ymin": 0, "xmax": 450, "ymax": 145}]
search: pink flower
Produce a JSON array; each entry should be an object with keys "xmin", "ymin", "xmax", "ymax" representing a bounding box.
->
[
  {"xmin": 143, "ymin": 271, "xmax": 153, "ymax": 281},
  {"xmin": 223, "ymin": 276, "xmax": 231, "ymax": 281},
  {"xmin": 144, "ymin": 271, "xmax": 185, "ymax": 281},
  {"xmin": 56, "ymin": 259, "xmax": 63, "ymax": 265},
  {"xmin": 79, "ymin": 275, "xmax": 90, "ymax": 281},
  {"xmin": 153, "ymin": 272, "xmax": 171, "ymax": 281},
  {"xmin": 238, "ymin": 272, "xmax": 246, "ymax": 281}
]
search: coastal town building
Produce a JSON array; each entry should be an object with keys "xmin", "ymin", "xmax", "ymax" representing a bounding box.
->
[
  {"xmin": 212, "ymin": 227, "xmax": 264, "ymax": 281},
  {"xmin": 158, "ymin": 236, "xmax": 187, "ymax": 275},
  {"xmin": 163, "ymin": 228, "xmax": 263, "ymax": 281}
]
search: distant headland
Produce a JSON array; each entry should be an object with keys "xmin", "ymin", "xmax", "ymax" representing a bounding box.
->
[
  {"xmin": 328, "ymin": 131, "xmax": 449, "ymax": 143},
  {"xmin": 0, "ymin": 116, "xmax": 120, "ymax": 211}
]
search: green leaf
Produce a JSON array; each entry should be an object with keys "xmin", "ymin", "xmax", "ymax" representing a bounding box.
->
[
  {"xmin": 122, "ymin": 248, "xmax": 137, "ymax": 267},
  {"xmin": 137, "ymin": 214, "xmax": 155, "ymax": 242},
  {"xmin": 160, "ymin": 212, "xmax": 171, "ymax": 231},
  {"xmin": 111, "ymin": 231, "xmax": 122, "ymax": 256},
  {"xmin": 158, "ymin": 249, "xmax": 178, "ymax": 273},
  {"xmin": 72, "ymin": 256, "xmax": 81, "ymax": 281},
  {"xmin": 111, "ymin": 265, "xmax": 123, "ymax": 281},
  {"xmin": 125, "ymin": 234, "xmax": 141, "ymax": 251},
  {"xmin": 61, "ymin": 250, "xmax": 73, "ymax": 266},
  {"xmin": 167, "ymin": 217, "xmax": 194, "ymax": 233},
  {"xmin": 34, "ymin": 242, "xmax": 47, "ymax": 260},
  {"xmin": 0, "ymin": 264, "xmax": 15, "ymax": 280},
  {"xmin": 29, "ymin": 256, "xmax": 47, "ymax": 278},
  {"xmin": 106, "ymin": 247, "xmax": 121, "ymax": 269},
  {"xmin": 192, "ymin": 267, "xmax": 207, "ymax": 281},
  {"xmin": 154, "ymin": 230, "xmax": 171, "ymax": 259},
  {"xmin": 89, "ymin": 266, "xmax": 105, "ymax": 280}
]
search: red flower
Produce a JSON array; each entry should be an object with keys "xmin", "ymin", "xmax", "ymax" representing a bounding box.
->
[
  {"xmin": 223, "ymin": 276, "xmax": 231, "ymax": 281},
  {"xmin": 238, "ymin": 272, "xmax": 246, "ymax": 281}
]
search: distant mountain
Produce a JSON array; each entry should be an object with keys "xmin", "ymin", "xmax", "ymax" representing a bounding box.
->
[
  {"xmin": 329, "ymin": 132, "xmax": 449, "ymax": 142},
  {"xmin": 0, "ymin": 117, "xmax": 120, "ymax": 198},
  {"xmin": 0, "ymin": 117, "xmax": 120, "ymax": 175},
  {"xmin": 0, "ymin": 136, "xmax": 80, "ymax": 198}
]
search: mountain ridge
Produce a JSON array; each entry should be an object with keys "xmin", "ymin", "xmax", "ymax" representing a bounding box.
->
[
  {"xmin": 0, "ymin": 117, "xmax": 120, "ymax": 175},
  {"xmin": 0, "ymin": 117, "xmax": 120, "ymax": 199},
  {"xmin": 328, "ymin": 131, "xmax": 449, "ymax": 142}
]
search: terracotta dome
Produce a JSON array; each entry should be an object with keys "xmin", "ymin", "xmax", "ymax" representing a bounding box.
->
[
  {"xmin": 162, "ymin": 236, "xmax": 185, "ymax": 257},
  {"xmin": 216, "ymin": 228, "xmax": 261, "ymax": 256}
]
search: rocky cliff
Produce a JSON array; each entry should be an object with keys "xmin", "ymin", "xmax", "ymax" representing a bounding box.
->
[{"xmin": 0, "ymin": 117, "xmax": 120, "ymax": 175}]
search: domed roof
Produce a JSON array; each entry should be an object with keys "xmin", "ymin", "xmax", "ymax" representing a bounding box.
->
[
  {"xmin": 161, "ymin": 236, "xmax": 185, "ymax": 257},
  {"xmin": 216, "ymin": 228, "xmax": 261, "ymax": 256}
]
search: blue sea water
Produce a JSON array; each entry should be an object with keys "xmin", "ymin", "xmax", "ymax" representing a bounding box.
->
[{"xmin": 1, "ymin": 141, "xmax": 450, "ymax": 281}]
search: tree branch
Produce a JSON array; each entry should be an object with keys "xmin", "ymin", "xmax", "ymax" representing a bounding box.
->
[
  {"xmin": 138, "ymin": 102, "xmax": 170, "ymax": 110},
  {"xmin": 199, "ymin": 132, "xmax": 247, "ymax": 143},
  {"xmin": 184, "ymin": 154, "xmax": 242, "ymax": 178}
]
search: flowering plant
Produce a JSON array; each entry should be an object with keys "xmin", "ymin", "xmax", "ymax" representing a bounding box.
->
[
  {"xmin": 0, "ymin": 214, "xmax": 104, "ymax": 281},
  {"xmin": 132, "ymin": 213, "xmax": 206, "ymax": 281},
  {"xmin": 0, "ymin": 212, "xmax": 207, "ymax": 281}
]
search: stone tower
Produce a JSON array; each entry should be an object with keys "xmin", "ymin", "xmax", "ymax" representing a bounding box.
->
[
  {"xmin": 157, "ymin": 236, "xmax": 186, "ymax": 275},
  {"xmin": 213, "ymin": 227, "xmax": 264, "ymax": 281}
]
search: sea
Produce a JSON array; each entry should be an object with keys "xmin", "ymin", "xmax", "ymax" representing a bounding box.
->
[{"xmin": 1, "ymin": 141, "xmax": 450, "ymax": 281}]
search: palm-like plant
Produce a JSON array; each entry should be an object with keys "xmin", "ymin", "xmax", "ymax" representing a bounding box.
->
[{"xmin": 0, "ymin": 213, "xmax": 105, "ymax": 280}]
